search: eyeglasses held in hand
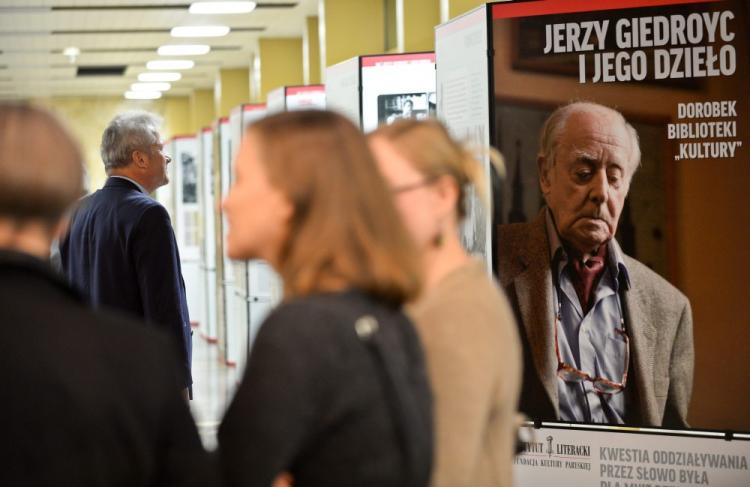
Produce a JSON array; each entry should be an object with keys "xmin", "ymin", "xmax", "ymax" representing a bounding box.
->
[{"xmin": 553, "ymin": 299, "xmax": 630, "ymax": 395}]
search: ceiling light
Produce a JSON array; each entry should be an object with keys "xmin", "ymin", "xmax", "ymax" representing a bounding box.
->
[
  {"xmin": 124, "ymin": 90, "xmax": 162, "ymax": 100},
  {"xmin": 158, "ymin": 44, "xmax": 210, "ymax": 56},
  {"xmin": 62, "ymin": 46, "xmax": 80, "ymax": 63},
  {"xmin": 147, "ymin": 60, "xmax": 195, "ymax": 70},
  {"xmin": 189, "ymin": 2, "xmax": 256, "ymax": 14},
  {"xmin": 138, "ymin": 72, "xmax": 182, "ymax": 82},
  {"xmin": 171, "ymin": 25, "xmax": 230, "ymax": 37},
  {"xmin": 131, "ymin": 82, "xmax": 171, "ymax": 92}
]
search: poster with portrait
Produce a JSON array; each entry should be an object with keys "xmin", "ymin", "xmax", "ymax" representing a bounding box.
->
[
  {"xmin": 438, "ymin": 0, "xmax": 750, "ymax": 443},
  {"xmin": 492, "ymin": 0, "xmax": 749, "ymax": 434},
  {"xmin": 360, "ymin": 52, "xmax": 436, "ymax": 132}
]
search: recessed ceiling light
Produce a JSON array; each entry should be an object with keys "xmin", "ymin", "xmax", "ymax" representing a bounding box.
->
[
  {"xmin": 158, "ymin": 44, "xmax": 210, "ymax": 56},
  {"xmin": 171, "ymin": 25, "xmax": 230, "ymax": 37},
  {"xmin": 62, "ymin": 46, "xmax": 80, "ymax": 63},
  {"xmin": 147, "ymin": 60, "xmax": 195, "ymax": 70},
  {"xmin": 124, "ymin": 90, "xmax": 162, "ymax": 100},
  {"xmin": 189, "ymin": 2, "xmax": 256, "ymax": 15},
  {"xmin": 131, "ymin": 82, "xmax": 171, "ymax": 92},
  {"xmin": 138, "ymin": 72, "xmax": 182, "ymax": 82}
]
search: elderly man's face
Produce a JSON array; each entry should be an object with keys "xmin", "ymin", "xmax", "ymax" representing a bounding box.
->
[
  {"xmin": 540, "ymin": 108, "xmax": 638, "ymax": 256},
  {"xmin": 146, "ymin": 138, "xmax": 170, "ymax": 189}
]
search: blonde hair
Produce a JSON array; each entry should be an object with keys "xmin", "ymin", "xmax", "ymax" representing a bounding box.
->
[
  {"xmin": 248, "ymin": 110, "xmax": 422, "ymax": 305},
  {"xmin": 369, "ymin": 119, "xmax": 499, "ymax": 218}
]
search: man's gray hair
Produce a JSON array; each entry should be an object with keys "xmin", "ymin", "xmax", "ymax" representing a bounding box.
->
[
  {"xmin": 538, "ymin": 101, "xmax": 641, "ymax": 173},
  {"xmin": 100, "ymin": 111, "xmax": 163, "ymax": 171}
]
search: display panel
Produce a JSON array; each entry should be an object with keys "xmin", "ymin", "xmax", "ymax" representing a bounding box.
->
[
  {"xmin": 173, "ymin": 136, "xmax": 200, "ymax": 259},
  {"xmin": 514, "ymin": 423, "xmax": 750, "ymax": 486},
  {"xmin": 218, "ymin": 116, "xmax": 237, "ymax": 365},
  {"xmin": 199, "ymin": 127, "xmax": 217, "ymax": 342},
  {"xmin": 488, "ymin": 0, "xmax": 750, "ymax": 434},
  {"xmin": 171, "ymin": 135, "xmax": 204, "ymax": 329},
  {"xmin": 361, "ymin": 52, "xmax": 436, "ymax": 132},
  {"xmin": 324, "ymin": 56, "xmax": 361, "ymax": 126},
  {"xmin": 436, "ymin": 6, "xmax": 494, "ymax": 271},
  {"xmin": 266, "ymin": 86, "xmax": 286, "ymax": 114},
  {"xmin": 285, "ymin": 85, "xmax": 326, "ymax": 111},
  {"xmin": 236, "ymin": 104, "xmax": 280, "ymax": 363}
]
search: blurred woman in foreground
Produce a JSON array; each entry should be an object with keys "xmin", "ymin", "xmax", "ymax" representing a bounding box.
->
[
  {"xmin": 218, "ymin": 110, "xmax": 432, "ymax": 487},
  {"xmin": 369, "ymin": 120, "xmax": 522, "ymax": 487}
]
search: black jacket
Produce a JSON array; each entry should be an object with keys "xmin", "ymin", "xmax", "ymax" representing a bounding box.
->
[
  {"xmin": 60, "ymin": 177, "xmax": 192, "ymax": 388},
  {"xmin": 218, "ymin": 290, "xmax": 433, "ymax": 487},
  {"xmin": 0, "ymin": 250, "xmax": 209, "ymax": 486}
]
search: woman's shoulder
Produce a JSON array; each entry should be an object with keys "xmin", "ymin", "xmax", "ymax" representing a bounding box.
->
[
  {"xmin": 261, "ymin": 290, "xmax": 408, "ymax": 343},
  {"xmin": 410, "ymin": 259, "xmax": 515, "ymax": 332},
  {"xmin": 423, "ymin": 260, "xmax": 505, "ymax": 307}
]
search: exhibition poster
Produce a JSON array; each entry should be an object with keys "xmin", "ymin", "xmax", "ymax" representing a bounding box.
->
[
  {"xmin": 490, "ymin": 0, "xmax": 749, "ymax": 434},
  {"xmin": 360, "ymin": 52, "xmax": 436, "ymax": 132}
]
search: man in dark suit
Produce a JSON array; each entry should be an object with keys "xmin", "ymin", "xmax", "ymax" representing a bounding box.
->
[
  {"xmin": 0, "ymin": 103, "xmax": 209, "ymax": 486},
  {"xmin": 60, "ymin": 111, "xmax": 192, "ymax": 397},
  {"xmin": 498, "ymin": 102, "xmax": 693, "ymax": 427}
]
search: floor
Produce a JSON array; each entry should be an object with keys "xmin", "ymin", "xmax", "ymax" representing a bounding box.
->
[{"xmin": 188, "ymin": 334, "xmax": 240, "ymax": 450}]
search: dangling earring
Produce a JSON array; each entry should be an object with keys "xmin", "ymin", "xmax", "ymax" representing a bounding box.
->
[{"xmin": 432, "ymin": 220, "xmax": 445, "ymax": 248}]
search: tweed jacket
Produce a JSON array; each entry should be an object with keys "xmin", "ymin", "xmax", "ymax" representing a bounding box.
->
[{"xmin": 497, "ymin": 210, "xmax": 694, "ymax": 428}]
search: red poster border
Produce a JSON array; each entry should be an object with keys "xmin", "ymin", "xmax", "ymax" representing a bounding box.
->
[
  {"xmin": 361, "ymin": 52, "xmax": 435, "ymax": 67},
  {"xmin": 286, "ymin": 85, "xmax": 325, "ymax": 96},
  {"xmin": 492, "ymin": 0, "xmax": 721, "ymax": 19}
]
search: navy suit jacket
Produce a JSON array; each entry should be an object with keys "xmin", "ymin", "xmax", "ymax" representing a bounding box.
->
[{"xmin": 60, "ymin": 177, "xmax": 192, "ymax": 388}]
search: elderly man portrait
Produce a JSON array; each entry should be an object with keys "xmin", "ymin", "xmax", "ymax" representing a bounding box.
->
[
  {"xmin": 498, "ymin": 101, "xmax": 694, "ymax": 427},
  {"xmin": 60, "ymin": 111, "xmax": 192, "ymax": 398}
]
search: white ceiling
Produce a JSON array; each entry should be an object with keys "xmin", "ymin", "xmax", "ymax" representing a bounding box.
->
[{"xmin": 0, "ymin": 0, "xmax": 319, "ymax": 98}]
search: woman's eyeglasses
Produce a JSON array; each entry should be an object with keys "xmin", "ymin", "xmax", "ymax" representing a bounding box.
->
[{"xmin": 390, "ymin": 175, "xmax": 439, "ymax": 194}]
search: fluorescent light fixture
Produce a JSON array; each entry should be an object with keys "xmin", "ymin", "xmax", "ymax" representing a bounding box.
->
[
  {"xmin": 62, "ymin": 46, "xmax": 80, "ymax": 64},
  {"xmin": 146, "ymin": 60, "xmax": 195, "ymax": 70},
  {"xmin": 138, "ymin": 72, "xmax": 182, "ymax": 82},
  {"xmin": 124, "ymin": 90, "xmax": 162, "ymax": 100},
  {"xmin": 62, "ymin": 46, "xmax": 80, "ymax": 57},
  {"xmin": 158, "ymin": 44, "xmax": 210, "ymax": 56},
  {"xmin": 189, "ymin": 2, "xmax": 256, "ymax": 14},
  {"xmin": 131, "ymin": 82, "xmax": 171, "ymax": 92},
  {"xmin": 171, "ymin": 25, "xmax": 230, "ymax": 37}
]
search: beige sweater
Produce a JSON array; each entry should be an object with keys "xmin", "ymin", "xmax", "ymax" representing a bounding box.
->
[{"xmin": 408, "ymin": 260, "xmax": 522, "ymax": 487}]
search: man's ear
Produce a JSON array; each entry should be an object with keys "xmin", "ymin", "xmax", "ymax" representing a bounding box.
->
[
  {"xmin": 131, "ymin": 150, "xmax": 148, "ymax": 170},
  {"xmin": 538, "ymin": 155, "xmax": 551, "ymax": 196}
]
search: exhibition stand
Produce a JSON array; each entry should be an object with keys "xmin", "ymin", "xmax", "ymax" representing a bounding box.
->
[
  {"xmin": 266, "ymin": 84, "xmax": 326, "ymax": 114},
  {"xmin": 325, "ymin": 51, "xmax": 436, "ymax": 132},
  {"xmin": 437, "ymin": 2, "xmax": 750, "ymax": 485}
]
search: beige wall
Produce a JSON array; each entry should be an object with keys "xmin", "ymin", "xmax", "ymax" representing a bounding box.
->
[
  {"xmin": 189, "ymin": 89, "xmax": 215, "ymax": 132},
  {"xmin": 320, "ymin": 0, "xmax": 385, "ymax": 70},
  {"xmin": 214, "ymin": 69, "xmax": 250, "ymax": 118},
  {"xmin": 259, "ymin": 38, "xmax": 304, "ymax": 101},
  {"xmin": 33, "ymin": 96, "xmax": 191, "ymax": 192}
]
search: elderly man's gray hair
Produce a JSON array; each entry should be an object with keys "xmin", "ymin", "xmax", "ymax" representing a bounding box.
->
[
  {"xmin": 538, "ymin": 101, "xmax": 641, "ymax": 173},
  {"xmin": 100, "ymin": 111, "xmax": 163, "ymax": 171}
]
